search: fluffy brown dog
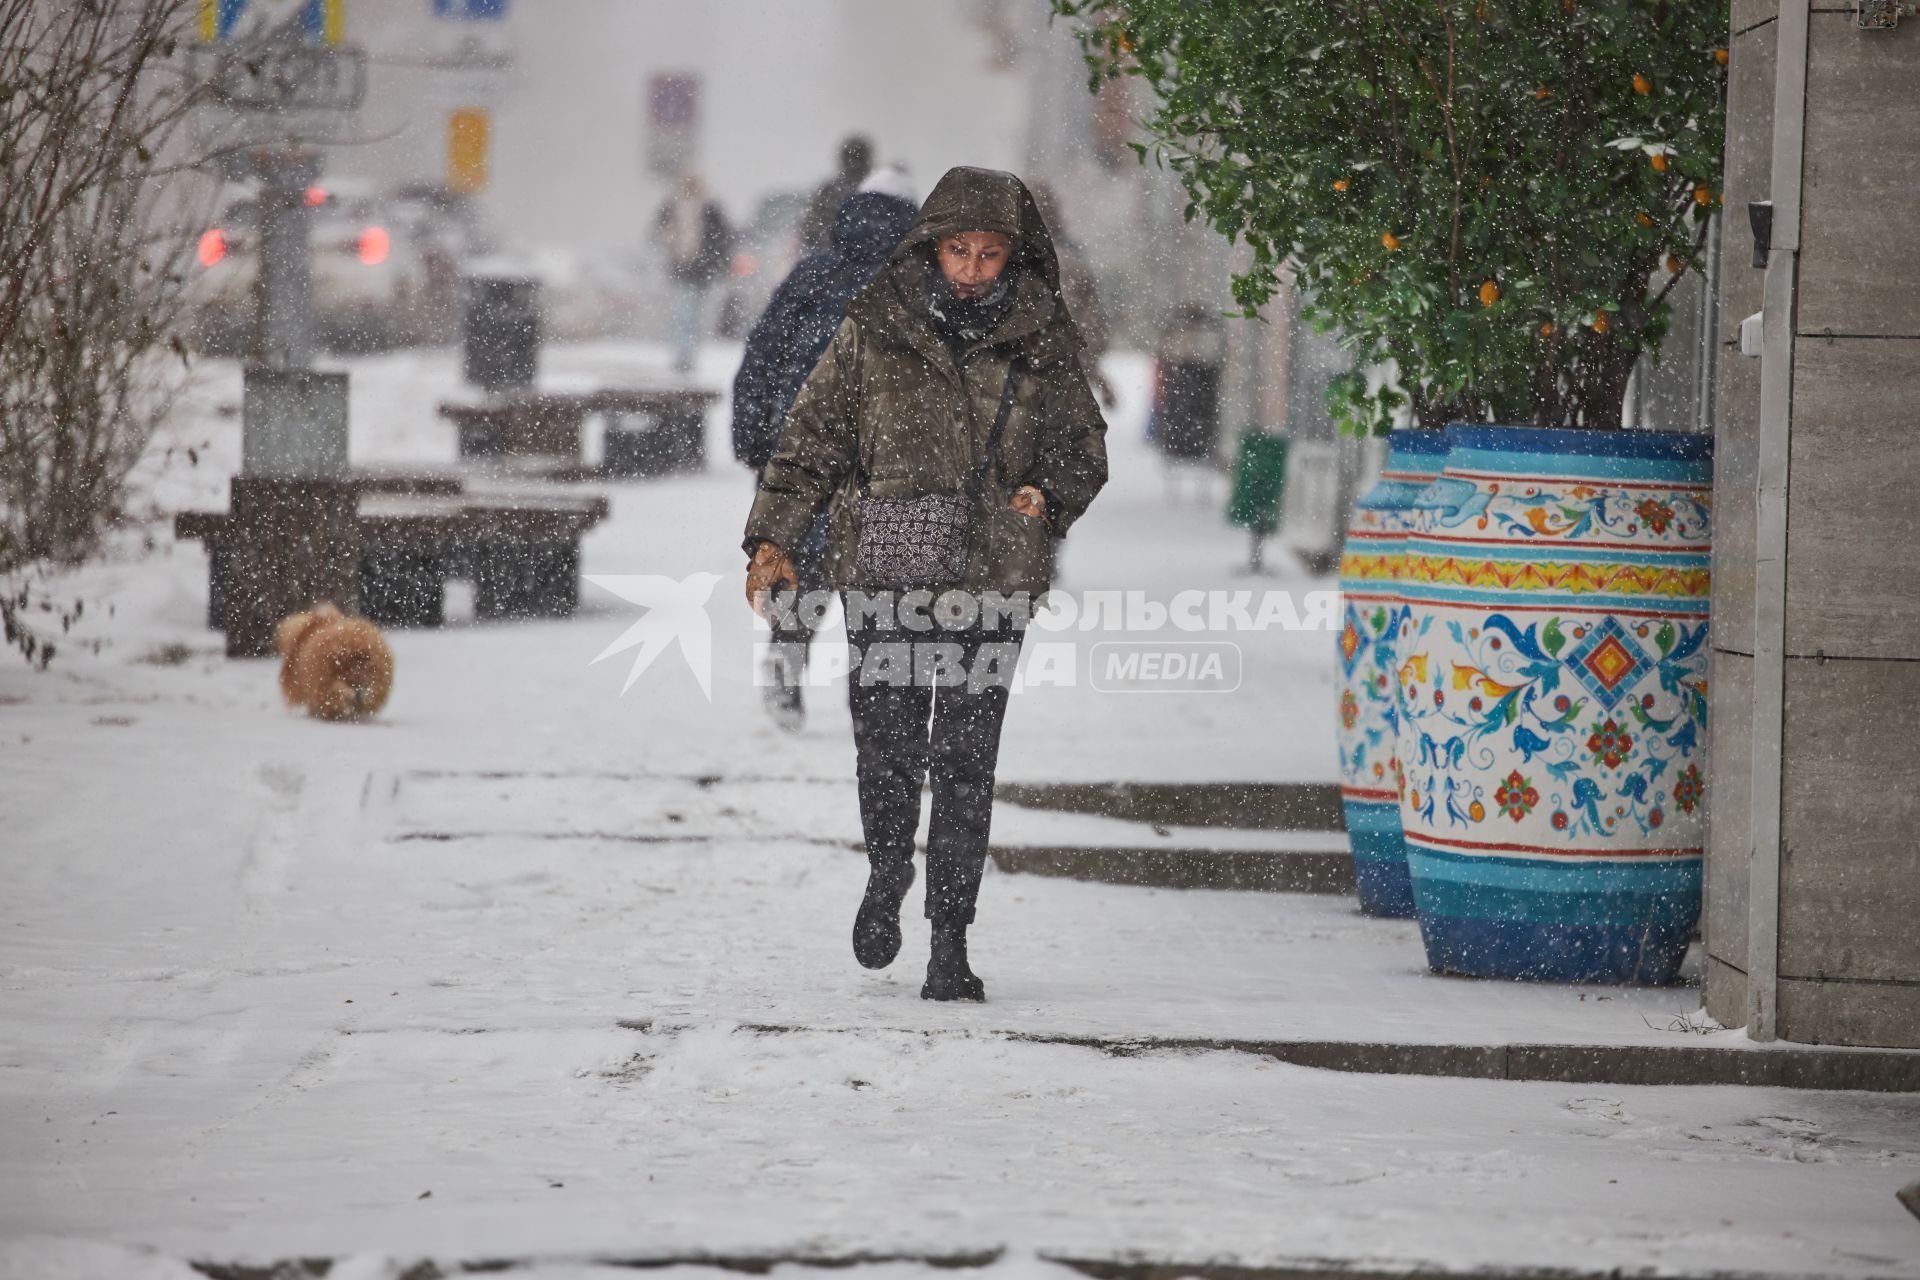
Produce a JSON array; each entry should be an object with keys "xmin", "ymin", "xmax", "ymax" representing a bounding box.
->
[{"xmin": 277, "ymin": 602, "xmax": 394, "ymax": 722}]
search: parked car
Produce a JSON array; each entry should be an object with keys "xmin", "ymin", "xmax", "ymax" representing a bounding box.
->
[
  {"xmin": 185, "ymin": 188, "xmax": 262, "ymax": 357},
  {"xmin": 185, "ymin": 180, "xmax": 468, "ymax": 355},
  {"xmin": 307, "ymin": 182, "xmax": 435, "ymax": 352}
]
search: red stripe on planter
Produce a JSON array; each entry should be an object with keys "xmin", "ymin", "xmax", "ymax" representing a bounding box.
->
[
  {"xmin": 1443, "ymin": 469, "xmax": 1713, "ymax": 493},
  {"xmin": 1407, "ymin": 600, "xmax": 1707, "ymax": 618},
  {"xmin": 1406, "ymin": 831, "xmax": 1703, "ymax": 859},
  {"xmin": 1415, "ymin": 533, "xmax": 1712, "ymax": 553}
]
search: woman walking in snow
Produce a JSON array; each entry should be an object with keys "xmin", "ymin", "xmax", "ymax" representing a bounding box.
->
[{"xmin": 741, "ymin": 166, "xmax": 1108, "ymax": 1002}]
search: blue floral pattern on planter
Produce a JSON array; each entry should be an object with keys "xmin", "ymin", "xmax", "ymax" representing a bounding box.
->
[
  {"xmin": 1335, "ymin": 430, "xmax": 1448, "ymax": 918},
  {"xmin": 1392, "ymin": 425, "xmax": 1712, "ymax": 983}
]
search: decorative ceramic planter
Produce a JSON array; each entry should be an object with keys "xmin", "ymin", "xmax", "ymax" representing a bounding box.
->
[
  {"xmin": 1336, "ymin": 430, "xmax": 1449, "ymax": 917},
  {"xmin": 1394, "ymin": 426, "xmax": 1712, "ymax": 983}
]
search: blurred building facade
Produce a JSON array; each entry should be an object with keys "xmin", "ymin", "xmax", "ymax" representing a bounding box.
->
[
  {"xmin": 326, "ymin": 1, "xmax": 1255, "ymax": 364},
  {"xmin": 319, "ymin": 1, "xmax": 1718, "ymax": 562}
]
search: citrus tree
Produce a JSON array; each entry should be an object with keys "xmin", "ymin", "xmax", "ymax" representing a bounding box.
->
[{"xmin": 1050, "ymin": 0, "xmax": 1729, "ymax": 433}]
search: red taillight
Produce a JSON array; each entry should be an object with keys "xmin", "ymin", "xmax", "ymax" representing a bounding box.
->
[
  {"xmin": 304, "ymin": 186, "xmax": 327, "ymax": 207},
  {"xmin": 197, "ymin": 229, "xmax": 227, "ymax": 267},
  {"xmin": 357, "ymin": 226, "xmax": 389, "ymax": 265}
]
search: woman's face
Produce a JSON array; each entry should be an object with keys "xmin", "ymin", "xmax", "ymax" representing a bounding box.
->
[{"xmin": 936, "ymin": 231, "xmax": 1013, "ymax": 299}]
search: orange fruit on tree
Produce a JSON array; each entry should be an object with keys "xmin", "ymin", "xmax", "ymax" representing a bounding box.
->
[
  {"xmin": 1333, "ymin": 178, "xmax": 1350, "ymax": 192},
  {"xmin": 1694, "ymin": 186, "xmax": 1714, "ymax": 206},
  {"xmin": 1381, "ymin": 231, "xmax": 1401, "ymax": 251},
  {"xmin": 1590, "ymin": 312, "xmax": 1611, "ymax": 334},
  {"xmin": 1539, "ymin": 321, "xmax": 1556, "ymax": 337},
  {"xmin": 1633, "ymin": 73, "xmax": 1652, "ymax": 95},
  {"xmin": 1650, "ymin": 152, "xmax": 1668, "ymax": 172},
  {"xmin": 1479, "ymin": 279, "xmax": 1501, "ymax": 306},
  {"xmin": 1666, "ymin": 254, "xmax": 1685, "ymax": 274},
  {"xmin": 1714, "ymin": 47, "xmax": 1729, "ymax": 65},
  {"xmin": 1636, "ymin": 211, "xmax": 1655, "ymax": 228},
  {"xmin": 1534, "ymin": 86, "xmax": 1552, "ymax": 101}
]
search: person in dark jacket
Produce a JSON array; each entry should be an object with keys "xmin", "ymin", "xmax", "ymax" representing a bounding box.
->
[
  {"xmin": 654, "ymin": 171, "xmax": 732, "ymax": 373},
  {"xmin": 740, "ymin": 167, "xmax": 1108, "ymax": 1003},
  {"xmin": 798, "ymin": 134, "xmax": 874, "ymax": 253},
  {"xmin": 732, "ymin": 185, "xmax": 920, "ymax": 731}
]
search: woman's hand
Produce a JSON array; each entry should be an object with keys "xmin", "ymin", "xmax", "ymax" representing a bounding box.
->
[
  {"xmin": 1009, "ymin": 484, "xmax": 1047, "ymax": 520},
  {"xmin": 745, "ymin": 542, "xmax": 798, "ymax": 621}
]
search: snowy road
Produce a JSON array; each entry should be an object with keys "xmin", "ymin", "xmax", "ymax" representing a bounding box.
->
[{"xmin": 4, "ymin": 345, "xmax": 1919, "ymax": 1277}]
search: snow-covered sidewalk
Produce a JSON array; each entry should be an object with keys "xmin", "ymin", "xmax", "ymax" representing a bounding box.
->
[
  {"xmin": 4, "ymin": 344, "xmax": 1919, "ymax": 1278},
  {"xmin": 6, "ymin": 785, "xmax": 1920, "ymax": 1277}
]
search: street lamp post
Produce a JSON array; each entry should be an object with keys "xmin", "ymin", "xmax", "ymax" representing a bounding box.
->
[{"xmin": 188, "ymin": 2, "xmax": 367, "ymax": 655}]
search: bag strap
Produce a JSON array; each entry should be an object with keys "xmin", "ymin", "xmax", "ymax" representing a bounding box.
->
[
  {"xmin": 965, "ymin": 353, "xmax": 1026, "ymax": 500},
  {"xmin": 856, "ymin": 351, "xmax": 1026, "ymax": 500}
]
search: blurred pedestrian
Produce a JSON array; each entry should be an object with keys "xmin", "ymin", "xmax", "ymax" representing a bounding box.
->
[
  {"xmin": 1024, "ymin": 181, "xmax": 1114, "ymax": 585},
  {"xmin": 732, "ymin": 166, "xmax": 920, "ymax": 731},
  {"xmin": 654, "ymin": 170, "xmax": 731, "ymax": 374},
  {"xmin": 741, "ymin": 167, "xmax": 1108, "ymax": 1003},
  {"xmin": 798, "ymin": 134, "xmax": 874, "ymax": 254},
  {"xmin": 1026, "ymin": 181, "xmax": 1114, "ymax": 409}
]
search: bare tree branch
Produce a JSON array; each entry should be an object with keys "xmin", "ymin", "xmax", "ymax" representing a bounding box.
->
[{"xmin": 0, "ymin": 0, "xmax": 214, "ymax": 667}]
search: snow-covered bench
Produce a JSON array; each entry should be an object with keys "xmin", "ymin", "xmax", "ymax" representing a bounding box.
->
[
  {"xmin": 438, "ymin": 386, "xmax": 718, "ymax": 478},
  {"xmin": 174, "ymin": 472, "xmax": 610, "ymax": 651}
]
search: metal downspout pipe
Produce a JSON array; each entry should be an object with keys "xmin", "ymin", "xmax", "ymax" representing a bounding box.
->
[{"xmin": 1746, "ymin": 0, "xmax": 1810, "ymax": 1043}]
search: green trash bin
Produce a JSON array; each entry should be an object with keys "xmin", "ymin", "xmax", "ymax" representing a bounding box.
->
[{"xmin": 1227, "ymin": 431, "xmax": 1289, "ymax": 569}]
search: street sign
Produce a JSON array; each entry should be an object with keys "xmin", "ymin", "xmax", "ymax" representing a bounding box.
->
[
  {"xmin": 200, "ymin": 0, "xmax": 243, "ymax": 41},
  {"xmin": 448, "ymin": 108, "xmax": 490, "ymax": 195},
  {"xmin": 200, "ymin": 0, "xmax": 344, "ymax": 47},
  {"xmin": 647, "ymin": 72, "xmax": 700, "ymax": 176},
  {"xmin": 189, "ymin": 0, "xmax": 365, "ymax": 170},
  {"xmin": 190, "ymin": 42, "xmax": 366, "ymax": 113},
  {"xmin": 303, "ymin": 0, "xmax": 345, "ymax": 46},
  {"xmin": 434, "ymin": 0, "xmax": 508, "ymax": 18}
]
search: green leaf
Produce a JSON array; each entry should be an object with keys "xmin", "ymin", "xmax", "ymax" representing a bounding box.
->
[{"xmin": 1047, "ymin": 0, "xmax": 1729, "ymax": 428}]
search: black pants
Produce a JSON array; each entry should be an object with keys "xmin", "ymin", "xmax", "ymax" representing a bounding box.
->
[{"xmin": 844, "ymin": 596, "xmax": 1026, "ymax": 924}]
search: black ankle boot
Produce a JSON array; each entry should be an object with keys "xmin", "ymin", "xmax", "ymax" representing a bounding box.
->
[
  {"xmin": 921, "ymin": 918, "xmax": 986, "ymax": 1002},
  {"xmin": 852, "ymin": 859, "xmax": 915, "ymax": 970}
]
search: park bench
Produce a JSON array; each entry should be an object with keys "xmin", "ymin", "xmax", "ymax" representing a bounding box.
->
[
  {"xmin": 173, "ymin": 472, "xmax": 609, "ymax": 654},
  {"xmin": 439, "ymin": 386, "xmax": 718, "ymax": 478}
]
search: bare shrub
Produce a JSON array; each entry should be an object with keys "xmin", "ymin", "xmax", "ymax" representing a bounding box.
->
[{"xmin": 0, "ymin": 0, "xmax": 208, "ymax": 667}]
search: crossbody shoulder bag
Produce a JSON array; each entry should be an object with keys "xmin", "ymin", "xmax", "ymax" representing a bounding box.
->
[{"xmin": 852, "ymin": 353, "xmax": 1027, "ymax": 590}]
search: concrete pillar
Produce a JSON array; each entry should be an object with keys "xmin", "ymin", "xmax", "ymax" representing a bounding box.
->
[
  {"xmin": 219, "ymin": 478, "xmax": 360, "ymax": 660},
  {"xmin": 1706, "ymin": 1, "xmax": 1920, "ymax": 1048}
]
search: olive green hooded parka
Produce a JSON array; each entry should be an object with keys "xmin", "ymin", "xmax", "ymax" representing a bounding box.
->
[{"xmin": 741, "ymin": 166, "xmax": 1109, "ymax": 597}]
